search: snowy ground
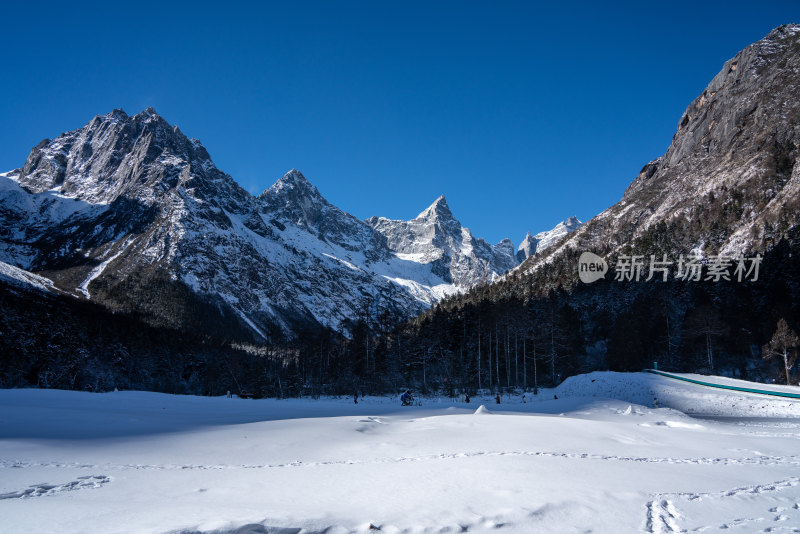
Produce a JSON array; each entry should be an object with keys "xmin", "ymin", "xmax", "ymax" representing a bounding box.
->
[{"xmin": 2, "ymin": 372, "xmax": 800, "ymax": 533}]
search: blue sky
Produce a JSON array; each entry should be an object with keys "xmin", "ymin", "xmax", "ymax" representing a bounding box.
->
[{"xmin": 1, "ymin": 1, "xmax": 797, "ymax": 245}]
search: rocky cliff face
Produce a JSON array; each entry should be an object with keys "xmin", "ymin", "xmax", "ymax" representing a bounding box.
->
[{"xmin": 524, "ymin": 24, "xmax": 800, "ymax": 275}]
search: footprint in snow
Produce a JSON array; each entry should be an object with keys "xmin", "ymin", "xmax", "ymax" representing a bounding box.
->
[{"xmin": 0, "ymin": 475, "xmax": 110, "ymax": 499}]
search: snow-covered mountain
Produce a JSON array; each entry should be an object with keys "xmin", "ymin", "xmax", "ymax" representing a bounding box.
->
[
  {"xmin": 0, "ymin": 112, "xmax": 411, "ymax": 338},
  {"xmin": 516, "ymin": 216, "xmax": 582, "ymax": 263},
  {"xmin": 0, "ymin": 109, "xmax": 570, "ymax": 338},
  {"xmin": 366, "ymin": 196, "xmax": 518, "ymax": 287}
]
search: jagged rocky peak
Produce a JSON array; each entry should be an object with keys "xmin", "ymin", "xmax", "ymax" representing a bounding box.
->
[
  {"xmin": 259, "ymin": 169, "xmax": 330, "ymax": 219},
  {"xmin": 265, "ymin": 169, "xmax": 320, "ymax": 197},
  {"xmin": 367, "ymin": 195, "xmax": 464, "ymax": 254},
  {"xmin": 15, "ymin": 107, "xmax": 224, "ymax": 205},
  {"xmin": 129, "ymin": 107, "xmax": 210, "ymax": 160},
  {"xmin": 108, "ymin": 108, "xmax": 129, "ymax": 120},
  {"xmin": 537, "ymin": 216, "xmax": 582, "ymax": 251},
  {"xmin": 494, "ymin": 238, "xmax": 515, "ymax": 257},
  {"xmin": 417, "ymin": 195, "xmax": 455, "ymax": 220},
  {"xmin": 366, "ymin": 195, "xmax": 519, "ymax": 286},
  {"xmin": 557, "ymin": 216, "xmax": 582, "ymax": 233},
  {"xmin": 137, "ymin": 106, "xmax": 165, "ymax": 123},
  {"xmin": 414, "ymin": 195, "xmax": 464, "ymax": 240},
  {"xmin": 256, "ymin": 169, "xmax": 384, "ymax": 256},
  {"xmin": 516, "ymin": 232, "xmax": 537, "ymax": 263},
  {"xmin": 516, "ymin": 216, "xmax": 583, "ymax": 263}
]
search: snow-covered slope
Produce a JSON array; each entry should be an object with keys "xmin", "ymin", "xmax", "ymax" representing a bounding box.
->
[
  {"xmin": 555, "ymin": 371, "xmax": 800, "ymax": 418},
  {"xmin": 3, "ymin": 373, "xmax": 800, "ymax": 533},
  {"xmin": 0, "ymin": 171, "xmax": 109, "ymax": 267},
  {"xmin": 0, "ymin": 260, "xmax": 59, "ymax": 294},
  {"xmin": 516, "ymin": 216, "xmax": 582, "ymax": 262}
]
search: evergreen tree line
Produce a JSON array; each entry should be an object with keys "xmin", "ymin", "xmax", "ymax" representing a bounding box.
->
[
  {"xmin": 1, "ymin": 229, "xmax": 798, "ymax": 397},
  {"xmin": 388, "ymin": 227, "xmax": 800, "ymax": 392}
]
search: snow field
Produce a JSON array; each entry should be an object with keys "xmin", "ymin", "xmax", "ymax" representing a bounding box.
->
[{"xmin": 1, "ymin": 372, "xmax": 800, "ymax": 533}]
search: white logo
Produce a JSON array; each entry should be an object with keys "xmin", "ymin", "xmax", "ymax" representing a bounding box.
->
[{"xmin": 578, "ymin": 252, "xmax": 608, "ymax": 284}]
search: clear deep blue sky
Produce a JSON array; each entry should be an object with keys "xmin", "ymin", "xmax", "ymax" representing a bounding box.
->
[{"xmin": 1, "ymin": 1, "xmax": 797, "ymax": 245}]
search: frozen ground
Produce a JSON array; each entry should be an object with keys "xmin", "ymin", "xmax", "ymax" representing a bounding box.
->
[{"xmin": 2, "ymin": 372, "xmax": 800, "ymax": 533}]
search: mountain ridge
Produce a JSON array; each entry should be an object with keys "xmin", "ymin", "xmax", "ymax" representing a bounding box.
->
[{"xmin": 1, "ymin": 109, "xmax": 576, "ymax": 338}]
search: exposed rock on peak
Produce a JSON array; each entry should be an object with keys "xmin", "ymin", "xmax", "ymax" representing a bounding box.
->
[
  {"xmin": 283, "ymin": 168, "xmax": 310, "ymax": 183},
  {"xmin": 516, "ymin": 217, "xmax": 583, "ymax": 263},
  {"xmin": 15, "ymin": 107, "xmax": 241, "ymax": 207},
  {"xmin": 257, "ymin": 169, "xmax": 347, "ymax": 240},
  {"xmin": 417, "ymin": 195, "xmax": 453, "ymax": 220},
  {"xmin": 264, "ymin": 169, "xmax": 320, "ymax": 198},
  {"xmin": 524, "ymin": 24, "xmax": 800, "ymax": 276},
  {"xmin": 516, "ymin": 232, "xmax": 537, "ymax": 263},
  {"xmin": 137, "ymin": 106, "xmax": 161, "ymax": 119},
  {"xmin": 367, "ymin": 198, "xmax": 517, "ymax": 286},
  {"xmin": 494, "ymin": 238, "xmax": 516, "ymax": 259}
]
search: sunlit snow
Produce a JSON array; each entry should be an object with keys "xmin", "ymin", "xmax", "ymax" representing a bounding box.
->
[{"xmin": 2, "ymin": 372, "xmax": 800, "ymax": 533}]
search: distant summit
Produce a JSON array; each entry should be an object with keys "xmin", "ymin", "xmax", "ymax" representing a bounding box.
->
[
  {"xmin": 367, "ymin": 196, "xmax": 519, "ymax": 287},
  {"xmin": 516, "ymin": 216, "xmax": 583, "ymax": 263},
  {"xmin": 416, "ymin": 195, "xmax": 454, "ymax": 221}
]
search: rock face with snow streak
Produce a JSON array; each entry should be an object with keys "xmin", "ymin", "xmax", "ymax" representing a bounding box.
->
[
  {"xmin": 366, "ymin": 196, "xmax": 518, "ymax": 287},
  {"xmin": 3, "ymin": 109, "xmax": 571, "ymax": 339},
  {"xmin": 516, "ymin": 216, "xmax": 582, "ymax": 263}
]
